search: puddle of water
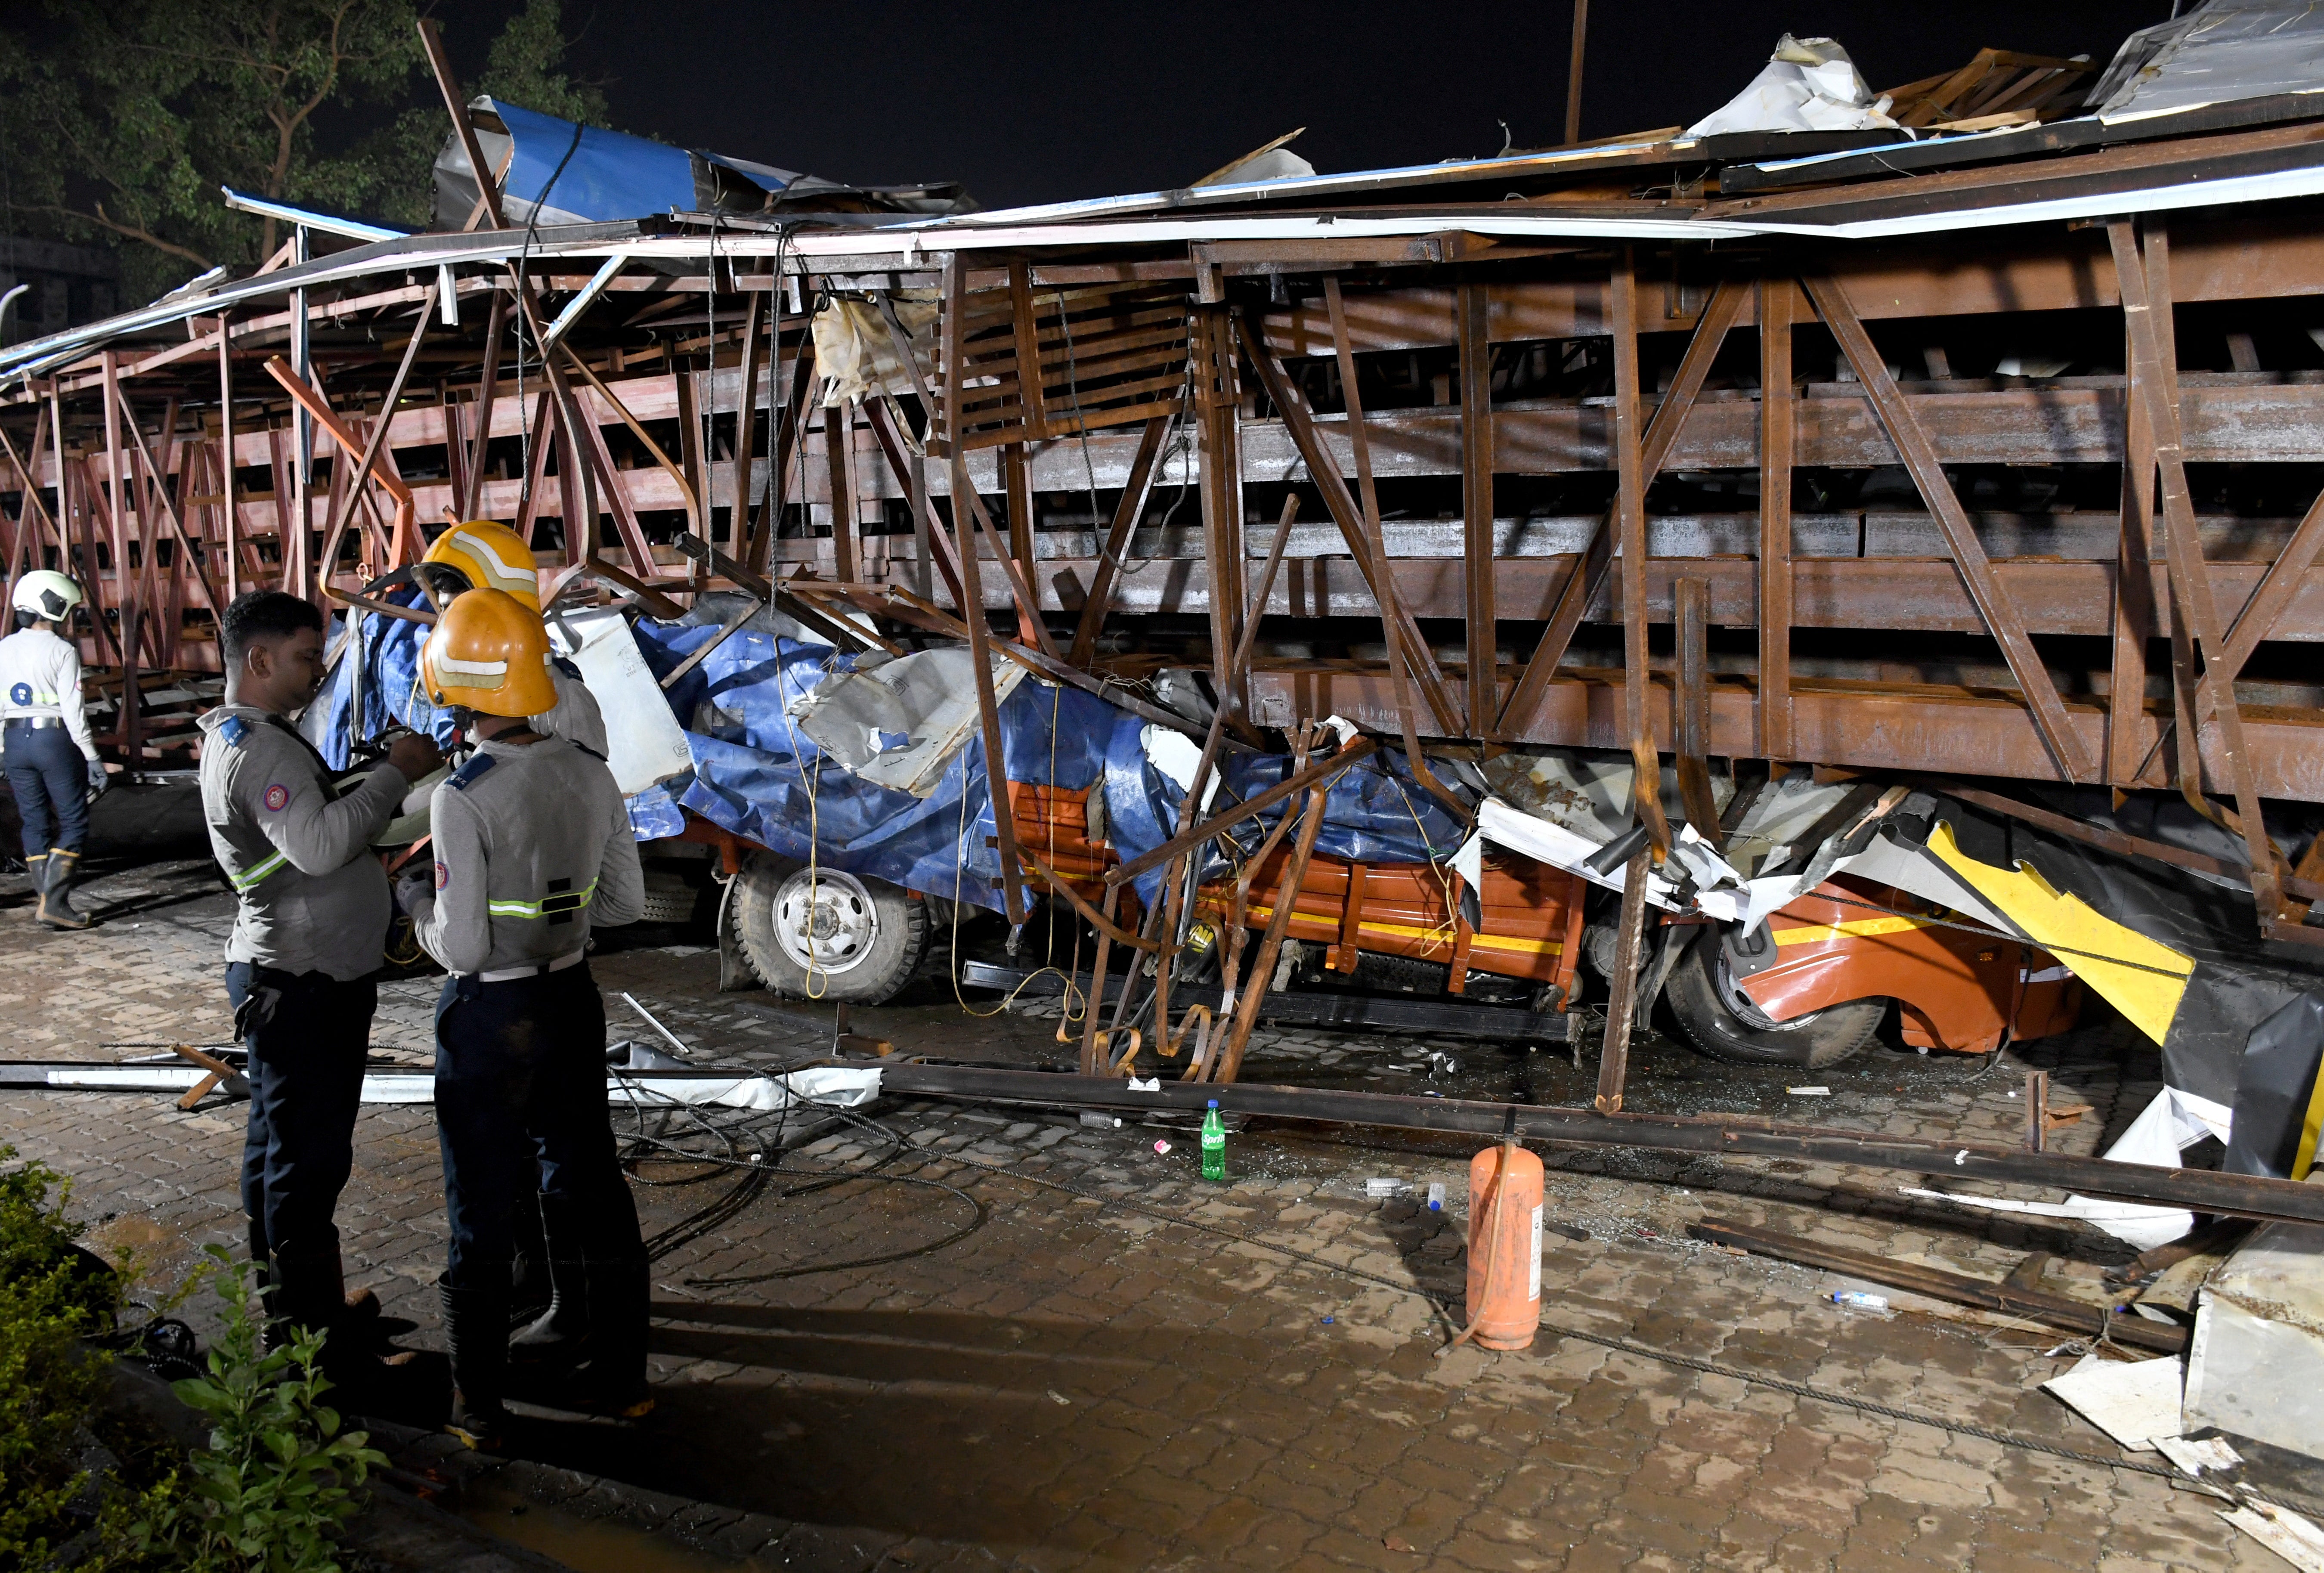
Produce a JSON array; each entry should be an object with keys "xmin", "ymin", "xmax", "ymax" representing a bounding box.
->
[{"xmin": 455, "ymin": 1478, "xmax": 767, "ymax": 1573}]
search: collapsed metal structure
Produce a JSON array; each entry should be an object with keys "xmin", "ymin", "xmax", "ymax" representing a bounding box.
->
[{"xmin": 3, "ymin": 21, "xmax": 2324, "ymax": 1227}]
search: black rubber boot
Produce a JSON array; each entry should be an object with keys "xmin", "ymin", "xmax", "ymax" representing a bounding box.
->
[
  {"xmin": 22, "ymin": 852, "xmax": 44, "ymax": 902},
  {"xmin": 508, "ymin": 1192, "xmax": 554, "ymax": 1327},
  {"xmin": 509, "ymin": 1195, "xmax": 589, "ymax": 1372},
  {"xmin": 37, "ymin": 848, "xmax": 90, "ymax": 931},
  {"xmin": 572, "ymin": 1254, "xmax": 653, "ymax": 1419},
  {"xmin": 439, "ymin": 1276, "xmax": 513, "ymax": 1450}
]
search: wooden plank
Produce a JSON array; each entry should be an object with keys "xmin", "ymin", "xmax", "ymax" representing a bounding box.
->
[
  {"xmin": 1803, "ymin": 272, "xmax": 2097, "ymax": 785},
  {"xmin": 1003, "ymin": 442, "xmax": 1035, "ymax": 595},
  {"xmin": 1458, "ymin": 280, "xmax": 1497, "ymax": 730},
  {"xmin": 1758, "ymin": 276, "xmax": 1795, "ymax": 762}
]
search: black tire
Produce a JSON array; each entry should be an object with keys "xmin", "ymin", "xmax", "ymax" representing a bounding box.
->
[
  {"xmin": 731, "ymin": 853, "xmax": 928, "ymax": 1003},
  {"xmin": 1664, "ymin": 932, "xmax": 1885, "ymax": 1069},
  {"xmin": 637, "ymin": 868, "xmax": 702, "ymax": 926}
]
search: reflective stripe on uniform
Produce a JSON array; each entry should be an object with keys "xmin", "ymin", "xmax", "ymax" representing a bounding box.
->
[
  {"xmin": 486, "ymin": 879, "xmax": 597, "ymax": 919},
  {"xmin": 230, "ymin": 849, "xmax": 288, "ymax": 891}
]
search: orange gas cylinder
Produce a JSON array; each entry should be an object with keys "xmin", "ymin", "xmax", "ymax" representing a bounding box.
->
[{"xmin": 1463, "ymin": 1143, "xmax": 1546, "ymax": 1351}]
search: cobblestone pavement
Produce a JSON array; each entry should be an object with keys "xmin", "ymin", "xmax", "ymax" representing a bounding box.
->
[{"xmin": 0, "ymin": 850, "xmax": 2289, "ymax": 1573}]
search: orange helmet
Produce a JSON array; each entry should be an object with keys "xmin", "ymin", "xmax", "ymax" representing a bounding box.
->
[
  {"xmin": 421, "ymin": 588, "xmax": 557, "ymax": 718},
  {"xmin": 421, "ymin": 520, "xmax": 542, "ymax": 610}
]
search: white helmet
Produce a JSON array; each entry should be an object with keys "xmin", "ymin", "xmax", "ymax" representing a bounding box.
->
[{"xmin": 11, "ymin": 571, "xmax": 83, "ymax": 623}]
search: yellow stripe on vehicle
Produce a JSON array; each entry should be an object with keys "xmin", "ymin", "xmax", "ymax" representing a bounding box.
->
[
  {"xmin": 1243, "ymin": 905, "xmax": 1562, "ymax": 957},
  {"xmin": 1925, "ymin": 821, "xmax": 2193, "ymax": 1048},
  {"xmin": 1771, "ymin": 913, "xmax": 1932, "ymax": 946}
]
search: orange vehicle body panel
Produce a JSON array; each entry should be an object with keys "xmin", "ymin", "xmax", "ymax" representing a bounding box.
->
[
  {"xmin": 1734, "ymin": 876, "xmax": 2083, "ymax": 1054},
  {"xmin": 1200, "ymin": 847, "xmax": 1587, "ymax": 998}
]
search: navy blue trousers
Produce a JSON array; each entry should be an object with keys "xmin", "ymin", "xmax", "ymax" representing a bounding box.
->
[
  {"xmin": 433, "ymin": 962, "xmax": 641, "ymax": 1294},
  {"xmin": 3, "ymin": 723, "xmax": 87, "ymax": 860},
  {"xmin": 226, "ymin": 963, "xmax": 374, "ymax": 1264}
]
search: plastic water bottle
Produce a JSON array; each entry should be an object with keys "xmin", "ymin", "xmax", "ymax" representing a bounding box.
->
[
  {"xmin": 1201, "ymin": 1100, "xmax": 1226, "ymax": 1182},
  {"xmin": 1830, "ymin": 1291, "xmax": 1889, "ymax": 1312}
]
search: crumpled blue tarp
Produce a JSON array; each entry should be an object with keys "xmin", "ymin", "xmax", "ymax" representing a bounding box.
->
[
  {"xmin": 638, "ymin": 621, "xmax": 1468, "ymax": 912},
  {"xmin": 1096, "ymin": 712, "xmax": 1467, "ymax": 904},
  {"xmin": 636, "ymin": 622, "xmax": 1126, "ymax": 913},
  {"xmin": 311, "ymin": 588, "xmax": 456, "ymax": 768},
  {"xmin": 321, "ymin": 603, "xmax": 1471, "ymax": 912},
  {"xmin": 625, "ymin": 782, "xmax": 688, "ymax": 842}
]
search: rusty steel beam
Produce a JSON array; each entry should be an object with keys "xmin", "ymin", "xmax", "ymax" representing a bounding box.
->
[
  {"xmin": 875, "ymin": 1065, "xmax": 2324, "ymax": 1231},
  {"xmin": 1246, "ymin": 667, "xmax": 2324, "ymax": 804}
]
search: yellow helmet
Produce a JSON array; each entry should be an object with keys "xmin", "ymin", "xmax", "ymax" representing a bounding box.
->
[
  {"xmin": 421, "ymin": 588, "xmax": 558, "ymax": 718},
  {"xmin": 422, "ymin": 520, "xmax": 541, "ymax": 610}
]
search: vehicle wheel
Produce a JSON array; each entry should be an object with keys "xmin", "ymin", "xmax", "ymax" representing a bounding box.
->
[
  {"xmin": 731, "ymin": 854, "xmax": 928, "ymax": 1003},
  {"xmin": 1664, "ymin": 932, "xmax": 1884, "ymax": 1068},
  {"xmin": 637, "ymin": 867, "xmax": 702, "ymax": 926}
]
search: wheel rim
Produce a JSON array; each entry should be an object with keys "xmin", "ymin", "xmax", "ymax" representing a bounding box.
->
[
  {"xmin": 773, "ymin": 868, "xmax": 879, "ymax": 975},
  {"xmin": 1715, "ymin": 951, "xmax": 1831, "ymax": 1033}
]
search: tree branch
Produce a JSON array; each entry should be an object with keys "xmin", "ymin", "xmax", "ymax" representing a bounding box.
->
[{"xmin": 41, "ymin": 203, "xmax": 213, "ymax": 269}]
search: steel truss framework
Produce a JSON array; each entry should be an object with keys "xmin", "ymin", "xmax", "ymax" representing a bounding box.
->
[{"xmin": 6, "ymin": 88, "xmax": 2324, "ymax": 948}]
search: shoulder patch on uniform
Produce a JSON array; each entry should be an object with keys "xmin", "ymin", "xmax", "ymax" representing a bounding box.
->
[
  {"xmin": 551, "ymin": 655, "xmax": 582, "ymax": 680},
  {"xmin": 219, "ymin": 716, "xmax": 251, "ymax": 746},
  {"xmin": 447, "ymin": 754, "xmax": 497, "ymax": 791},
  {"xmin": 262, "ymin": 783, "xmax": 290, "ymax": 812}
]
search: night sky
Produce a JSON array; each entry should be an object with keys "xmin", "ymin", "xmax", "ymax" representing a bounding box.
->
[{"xmin": 449, "ymin": 0, "xmax": 2175, "ymax": 210}]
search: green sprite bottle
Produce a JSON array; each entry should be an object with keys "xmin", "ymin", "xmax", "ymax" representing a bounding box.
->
[{"xmin": 1201, "ymin": 1100, "xmax": 1226, "ymax": 1182}]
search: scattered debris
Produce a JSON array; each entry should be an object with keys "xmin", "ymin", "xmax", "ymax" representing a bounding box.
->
[{"xmin": 2041, "ymin": 1353, "xmax": 2185, "ymax": 1452}]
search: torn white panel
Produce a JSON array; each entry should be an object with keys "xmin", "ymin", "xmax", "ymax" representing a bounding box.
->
[
  {"xmin": 2187, "ymin": 1294, "xmax": 2324, "ymax": 1465},
  {"xmin": 2094, "ymin": 2, "xmax": 2324, "ymax": 124},
  {"xmin": 1472, "ymin": 796, "xmax": 1683, "ymax": 907},
  {"xmin": 554, "ymin": 607, "xmax": 695, "ymax": 796},
  {"xmin": 16, "ymin": 1063, "xmax": 881, "ymax": 1113},
  {"xmin": 1141, "ymin": 724, "xmax": 1222, "ymax": 813},
  {"xmin": 2154, "ymin": 1434, "xmax": 2242, "ymax": 1477},
  {"xmin": 1685, "ymin": 35, "xmax": 1898, "ymax": 138},
  {"xmin": 611, "ymin": 1065, "xmax": 883, "ymax": 1112},
  {"xmin": 793, "ymin": 646, "xmax": 1024, "ymax": 798},
  {"xmin": 1901, "ymin": 1086, "xmax": 2233, "ymax": 1251},
  {"xmin": 2041, "ymin": 1351, "xmax": 2184, "ymax": 1451},
  {"xmin": 2221, "ymin": 1502, "xmax": 2324, "ymax": 1573},
  {"xmin": 1482, "ymin": 748, "xmax": 1724, "ymax": 849}
]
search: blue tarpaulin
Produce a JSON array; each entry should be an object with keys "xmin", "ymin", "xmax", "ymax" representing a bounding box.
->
[
  {"xmin": 637, "ymin": 622, "xmax": 1465, "ymax": 912},
  {"xmin": 490, "ymin": 99, "xmax": 696, "ymax": 223},
  {"xmin": 318, "ymin": 606, "xmax": 1467, "ymax": 913}
]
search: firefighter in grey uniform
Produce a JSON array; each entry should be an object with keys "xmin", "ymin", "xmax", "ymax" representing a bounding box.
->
[
  {"xmin": 198, "ymin": 590, "xmax": 441, "ymax": 1406},
  {"xmin": 398, "ymin": 587, "xmax": 646, "ymax": 1445}
]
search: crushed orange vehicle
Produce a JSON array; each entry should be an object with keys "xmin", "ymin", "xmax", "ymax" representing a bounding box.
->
[{"xmin": 1010, "ymin": 784, "xmax": 2083, "ymax": 1066}]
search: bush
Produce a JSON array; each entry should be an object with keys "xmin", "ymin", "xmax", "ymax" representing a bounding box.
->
[
  {"xmin": 117, "ymin": 1248, "xmax": 386, "ymax": 1573},
  {"xmin": 0, "ymin": 1149, "xmax": 383, "ymax": 1573},
  {"xmin": 0, "ymin": 1144, "xmax": 116, "ymax": 1570}
]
